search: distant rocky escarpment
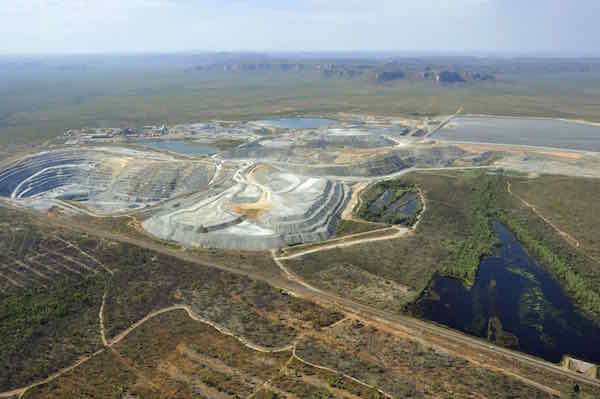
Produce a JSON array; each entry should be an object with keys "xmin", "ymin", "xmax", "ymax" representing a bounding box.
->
[
  {"xmin": 196, "ymin": 63, "xmax": 306, "ymax": 72},
  {"xmin": 375, "ymin": 70, "xmax": 406, "ymax": 82},
  {"xmin": 193, "ymin": 61, "xmax": 496, "ymax": 85}
]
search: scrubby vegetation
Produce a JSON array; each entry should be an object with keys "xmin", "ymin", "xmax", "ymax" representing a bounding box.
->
[
  {"xmin": 499, "ymin": 179, "xmax": 600, "ymax": 321},
  {"xmin": 21, "ymin": 349, "xmax": 142, "ymax": 399},
  {"xmin": 335, "ymin": 219, "xmax": 383, "ymax": 237},
  {"xmin": 295, "ymin": 319, "xmax": 557, "ymax": 398},
  {"xmin": 24, "ymin": 310, "xmax": 565, "ymax": 399},
  {"xmin": 440, "ymin": 172, "xmax": 499, "ymax": 285},
  {"xmin": 24, "ymin": 312, "xmax": 379, "ymax": 399},
  {"xmin": 286, "ymin": 171, "xmax": 503, "ymax": 310},
  {"xmin": 3, "ymin": 199, "xmax": 598, "ymax": 398},
  {"xmin": 0, "ymin": 207, "xmax": 107, "ymax": 391},
  {"xmin": 0, "ymin": 204, "xmax": 342, "ymax": 393},
  {"xmin": 287, "ymin": 170, "xmax": 600, "ymax": 327},
  {"xmin": 0, "ymin": 277, "xmax": 105, "ymax": 391}
]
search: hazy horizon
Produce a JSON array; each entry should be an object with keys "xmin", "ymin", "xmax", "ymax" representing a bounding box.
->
[{"xmin": 2, "ymin": 0, "xmax": 600, "ymax": 56}]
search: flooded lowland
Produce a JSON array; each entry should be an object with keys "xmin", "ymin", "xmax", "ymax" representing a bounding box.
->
[{"xmin": 410, "ymin": 222, "xmax": 600, "ymax": 364}]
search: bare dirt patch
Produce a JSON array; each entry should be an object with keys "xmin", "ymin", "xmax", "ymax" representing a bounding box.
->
[{"xmin": 230, "ymin": 193, "xmax": 271, "ymax": 219}]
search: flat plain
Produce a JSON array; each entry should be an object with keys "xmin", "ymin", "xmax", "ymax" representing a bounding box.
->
[{"xmin": 2, "ymin": 56, "xmax": 600, "ymax": 398}]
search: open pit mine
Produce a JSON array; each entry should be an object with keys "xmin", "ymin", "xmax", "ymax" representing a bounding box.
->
[{"xmin": 2, "ymin": 115, "xmax": 598, "ymax": 250}]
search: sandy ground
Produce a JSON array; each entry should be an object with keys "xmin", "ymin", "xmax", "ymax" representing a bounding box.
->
[{"xmin": 341, "ymin": 182, "xmax": 367, "ymax": 221}]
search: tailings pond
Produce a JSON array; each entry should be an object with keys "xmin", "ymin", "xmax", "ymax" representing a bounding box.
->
[
  {"xmin": 139, "ymin": 140, "xmax": 218, "ymax": 156},
  {"xmin": 436, "ymin": 116, "xmax": 600, "ymax": 152},
  {"xmin": 410, "ymin": 222, "xmax": 600, "ymax": 364},
  {"xmin": 256, "ymin": 117, "xmax": 338, "ymax": 129}
]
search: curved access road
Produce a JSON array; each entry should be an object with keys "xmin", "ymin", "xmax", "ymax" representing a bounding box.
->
[
  {"xmin": 0, "ymin": 304, "xmax": 294, "ymax": 399},
  {"xmin": 2, "ymin": 200, "xmax": 599, "ymax": 396}
]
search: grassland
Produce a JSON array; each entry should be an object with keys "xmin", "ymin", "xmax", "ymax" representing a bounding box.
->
[{"xmin": 3, "ymin": 67, "xmax": 600, "ymax": 156}]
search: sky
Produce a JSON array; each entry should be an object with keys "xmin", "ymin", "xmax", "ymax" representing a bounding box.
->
[{"xmin": 1, "ymin": 0, "xmax": 599, "ymax": 55}]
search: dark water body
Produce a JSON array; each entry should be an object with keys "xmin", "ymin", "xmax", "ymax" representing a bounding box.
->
[
  {"xmin": 393, "ymin": 192, "xmax": 419, "ymax": 216},
  {"xmin": 436, "ymin": 116, "xmax": 600, "ymax": 152},
  {"xmin": 260, "ymin": 117, "xmax": 338, "ymax": 129},
  {"xmin": 139, "ymin": 140, "xmax": 218, "ymax": 156},
  {"xmin": 411, "ymin": 222, "xmax": 600, "ymax": 364}
]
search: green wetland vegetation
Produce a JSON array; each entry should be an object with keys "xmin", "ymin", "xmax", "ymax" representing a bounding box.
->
[
  {"xmin": 423, "ymin": 171, "xmax": 600, "ymax": 325},
  {"xmin": 410, "ymin": 221, "xmax": 600, "ymax": 363},
  {"xmin": 287, "ymin": 170, "xmax": 600, "ymax": 343}
]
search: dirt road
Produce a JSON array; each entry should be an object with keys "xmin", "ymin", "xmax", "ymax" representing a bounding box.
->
[
  {"xmin": 291, "ymin": 343, "xmax": 395, "ymax": 399},
  {"xmin": 277, "ymin": 185, "xmax": 425, "ymax": 260},
  {"xmin": 507, "ymin": 181, "xmax": 581, "ymax": 249},
  {"xmin": 108, "ymin": 304, "xmax": 295, "ymax": 353},
  {"xmin": 424, "ymin": 107, "xmax": 463, "ymax": 139},
  {"xmin": 2, "ymin": 200, "xmax": 599, "ymax": 395},
  {"xmin": 276, "ymin": 226, "xmax": 409, "ymax": 260},
  {"xmin": 0, "ymin": 304, "xmax": 295, "ymax": 399}
]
